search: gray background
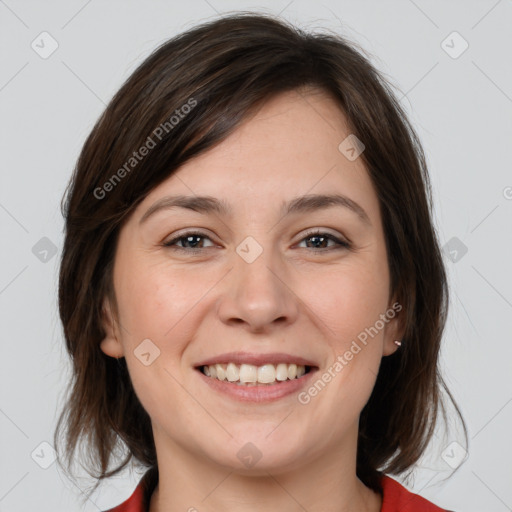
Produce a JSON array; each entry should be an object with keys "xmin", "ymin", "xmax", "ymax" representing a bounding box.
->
[{"xmin": 1, "ymin": 0, "xmax": 511, "ymax": 510}]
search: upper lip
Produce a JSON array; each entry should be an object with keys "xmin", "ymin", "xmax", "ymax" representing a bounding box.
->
[{"xmin": 194, "ymin": 352, "xmax": 318, "ymax": 368}]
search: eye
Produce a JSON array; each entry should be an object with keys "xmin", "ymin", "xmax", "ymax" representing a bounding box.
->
[
  {"xmin": 296, "ymin": 230, "xmax": 351, "ymax": 251},
  {"xmin": 162, "ymin": 229, "xmax": 351, "ymax": 253},
  {"xmin": 163, "ymin": 231, "xmax": 215, "ymax": 251}
]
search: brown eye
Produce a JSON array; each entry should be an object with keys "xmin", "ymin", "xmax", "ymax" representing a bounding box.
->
[
  {"xmin": 163, "ymin": 231, "xmax": 215, "ymax": 251},
  {"xmin": 298, "ymin": 231, "xmax": 350, "ymax": 251}
]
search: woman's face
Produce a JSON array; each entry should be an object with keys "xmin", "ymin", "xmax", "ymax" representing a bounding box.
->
[{"xmin": 100, "ymin": 88, "xmax": 401, "ymax": 474}]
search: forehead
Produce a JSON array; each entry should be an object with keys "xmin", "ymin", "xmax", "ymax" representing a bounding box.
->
[{"xmin": 136, "ymin": 89, "xmax": 380, "ymax": 223}]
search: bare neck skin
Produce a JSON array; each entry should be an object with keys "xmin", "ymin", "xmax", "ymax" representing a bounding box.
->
[{"xmin": 148, "ymin": 421, "xmax": 382, "ymax": 512}]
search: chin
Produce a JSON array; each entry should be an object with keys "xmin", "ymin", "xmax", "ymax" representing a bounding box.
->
[{"xmin": 209, "ymin": 433, "xmax": 305, "ymax": 474}]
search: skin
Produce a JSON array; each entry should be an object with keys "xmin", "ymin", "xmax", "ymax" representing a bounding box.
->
[{"xmin": 100, "ymin": 88, "xmax": 403, "ymax": 512}]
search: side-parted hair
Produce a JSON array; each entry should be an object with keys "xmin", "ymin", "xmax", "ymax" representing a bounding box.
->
[{"xmin": 54, "ymin": 12, "xmax": 466, "ymax": 497}]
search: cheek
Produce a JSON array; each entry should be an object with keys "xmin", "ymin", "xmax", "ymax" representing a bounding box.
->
[
  {"xmin": 297, "ymin": 270, "xmax": 387, "ymax": 429},
  {"xmin": 304, "ymin": 258, "xmax": 390, "ymax": 348},
  {"xmin": 309, "ymin": 256, "xmax": 390, "ymax": 406},
  {"xmin": 118, "ymin": 266, "xmax": 203, "ymax": 414},
  {"xmin": 115, "ymin": 259, "xmax": 207, "ymax": 341}
]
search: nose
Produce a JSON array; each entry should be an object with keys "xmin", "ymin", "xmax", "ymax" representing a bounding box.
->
[{"xmin": 216, "ymin": 246, "xmax": 299, "ymax": 333}]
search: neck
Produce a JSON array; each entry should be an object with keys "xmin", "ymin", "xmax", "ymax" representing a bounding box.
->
[{"xmin": 148, "ymin": 425, "xmax": 382, "ymax": 512}]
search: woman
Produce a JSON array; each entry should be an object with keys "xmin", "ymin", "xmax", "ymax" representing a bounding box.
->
[{"xmin": 54, "ymin": 12, "xmax": 465, "ymax": 512}]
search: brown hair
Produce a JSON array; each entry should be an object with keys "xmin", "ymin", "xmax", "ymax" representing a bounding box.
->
[{"xmin": 54, "ymin": 12, "xmax": 466, "ymax": 499}]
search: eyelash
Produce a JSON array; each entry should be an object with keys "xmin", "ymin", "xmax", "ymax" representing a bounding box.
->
[{"xmin": 162, "ymin": 229, "xmax": 351, "ymax": 253}]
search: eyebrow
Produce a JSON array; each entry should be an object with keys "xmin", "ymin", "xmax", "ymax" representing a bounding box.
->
[{"xmin": 139, "ymin": 193, "xmax": 371, "ymax": 226}]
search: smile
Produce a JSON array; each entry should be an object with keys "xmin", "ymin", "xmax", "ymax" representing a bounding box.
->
[{"xmin": 200, "ymin": 362, "xmax": 311, "ymax": 385}]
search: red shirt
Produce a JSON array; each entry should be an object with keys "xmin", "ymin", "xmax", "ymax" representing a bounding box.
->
[{"xmin": 104, "ymin": 467, "xmax": 451, "ymax": 512}]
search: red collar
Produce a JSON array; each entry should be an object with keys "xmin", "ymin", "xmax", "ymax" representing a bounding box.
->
[
  {"xmin": 380, "ymin": 475, "xmax": 450, "ymax": 511},
  {"xmin": 105, "ymin": 468, "xmax": 449, "ymax": 512}
]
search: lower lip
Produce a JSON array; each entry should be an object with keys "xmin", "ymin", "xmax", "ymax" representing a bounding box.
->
[{"xmin": 195, "ymin": 368, "xmax": 318, "ymax": 403}]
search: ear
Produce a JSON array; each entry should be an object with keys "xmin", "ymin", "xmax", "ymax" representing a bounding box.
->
[
  {"xmin": 99, "ymin": 297, "xmax": 124, "ymax": 359},
  {"xmin": 382, "ymin": 300, "xmax": 406, "ymax": 356}
]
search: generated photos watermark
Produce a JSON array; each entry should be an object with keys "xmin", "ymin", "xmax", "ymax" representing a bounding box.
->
[
  {"xmin": 94, "ymin": 97, "xmax": 197, "ymax": 200},
  {"xmin": 298, "ymin": 301, "xmax": 402, "ymax": 405}
]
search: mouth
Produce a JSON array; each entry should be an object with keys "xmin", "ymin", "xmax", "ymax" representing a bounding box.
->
[
  {"xmin": 193, "ymin": 353, "xmax": 319, "ymax": 402},
  {"xmin": 196, "ymin": 362, "xmax": 315, "ymax": 386}
]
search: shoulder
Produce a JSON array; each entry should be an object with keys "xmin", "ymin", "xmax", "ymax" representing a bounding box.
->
[
  {"xmin": 381, "ymin": 475, "xmax": 453, "ymax": 512},
  {"xmin": 102, "ymin": 467, "xmax": 158, "ymax": 512}
]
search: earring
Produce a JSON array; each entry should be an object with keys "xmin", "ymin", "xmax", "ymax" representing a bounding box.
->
[{"xmin": 394, "ymin": 340, "xmax": 402, "ymax": 347}]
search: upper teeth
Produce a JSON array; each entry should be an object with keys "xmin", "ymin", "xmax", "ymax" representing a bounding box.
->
[{"xmin": 202, "ymin": 363, "xmax": 307, "ymax": 384}]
